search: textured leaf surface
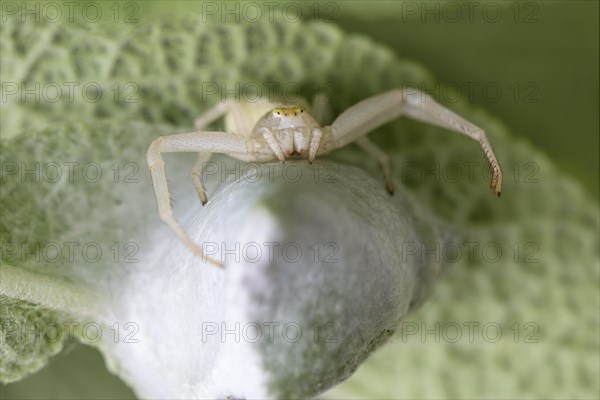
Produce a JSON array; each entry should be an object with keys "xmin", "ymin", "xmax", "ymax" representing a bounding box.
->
[
  {"xmin": 1, "ymin": 11, "xmax": 598, "ymax": 399},
  {"xmin": 0, "ymin": 297, "xmax": 66, "ymax": 384}
]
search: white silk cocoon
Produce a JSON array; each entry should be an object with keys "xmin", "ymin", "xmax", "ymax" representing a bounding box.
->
[{"xmin": 98, "ymin": 161, "xmax": 444, "ymax": 399}]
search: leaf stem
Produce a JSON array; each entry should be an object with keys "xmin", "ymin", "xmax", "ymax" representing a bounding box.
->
[{"xmin": 0, "ymin": 264, "xmax": 101, "ymax": 317}]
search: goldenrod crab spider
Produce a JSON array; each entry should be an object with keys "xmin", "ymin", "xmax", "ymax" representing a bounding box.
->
[{"xmin": 146, "ymin": 89, "xmax": 503, "ymax": 267}]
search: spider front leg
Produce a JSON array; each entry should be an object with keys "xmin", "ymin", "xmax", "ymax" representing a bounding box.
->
[
  {"xmin": 189, "ymin": 101, "xmax": 236, "ymax": 205},
  {"xmin": 324, "ymin": 89, "xmax": 503, "ymax": 195},
  {"xmin": 260, "ymin": 128, "xmax": 286, "ymax": 162},
  {"xmin": 146, "ymin": 131, "xmax": 252, "ymax": 267}
]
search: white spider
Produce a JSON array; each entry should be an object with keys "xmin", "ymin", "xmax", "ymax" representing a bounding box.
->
[{"xmin": 146, "ymin": 89, "xmax": 502, "ymax": 267}]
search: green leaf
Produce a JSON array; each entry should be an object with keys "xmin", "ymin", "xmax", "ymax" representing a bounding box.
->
[
  {"xmin": 1, "ymin": 10, "xmax": 598, "ymax": 399},
  {"xmin": 0, "ymin": 296, "xmax": 66, "ymax": 384},
  {"xmin": 0, "ymin": 120, "xmax": 168, "ymax": 383}
]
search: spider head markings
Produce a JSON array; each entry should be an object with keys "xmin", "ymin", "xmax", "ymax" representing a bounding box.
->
[
  {"xmin": 256, "ymin": 106, "xmax": 316, "ymax": 129},
  {"xmin": 272, "ymin": 106, "xmax": 305, "ymax": 117}
]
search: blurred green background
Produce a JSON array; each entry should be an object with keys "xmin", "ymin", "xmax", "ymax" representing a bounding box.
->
[{"xmin": 1, "ymin": 1, "xmax": 598, "ymax": 398}]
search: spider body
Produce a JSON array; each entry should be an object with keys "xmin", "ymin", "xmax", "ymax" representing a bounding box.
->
[
  {"xmin": 146, "ymin": 89, "xmax": 503, "ymax": 267},
  {"xmin": 254, "ymin": 106, "xmax": 321, "ymax": 158}
]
